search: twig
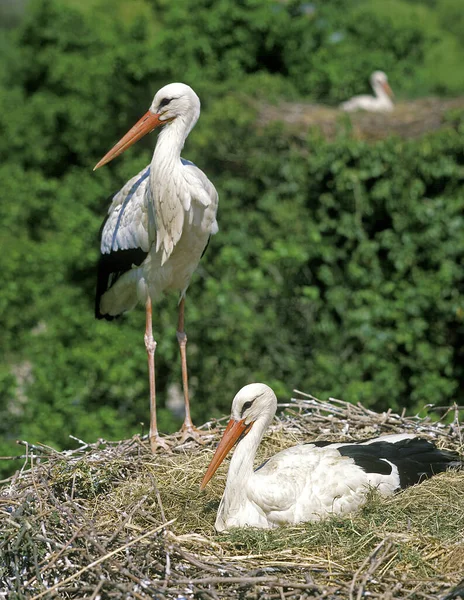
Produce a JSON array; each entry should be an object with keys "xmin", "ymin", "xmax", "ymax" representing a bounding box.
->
[
  {"xmin": 172, "ymin": 576, "xmax": 324, "ymax": 589},
  {"xmin": 23, "ymin": 525, "xmax": 86, "ymax": 587},
  {"xmin": 89, "ymin": 578, "xmax": 104, "ymax": 600},
  {"xmin": 349, "ymin": 537, "xmax": 394, "ymax": 600},
  {"xmin": 29, "ymin": 520, "xmax": 176, "ymax": 600}
]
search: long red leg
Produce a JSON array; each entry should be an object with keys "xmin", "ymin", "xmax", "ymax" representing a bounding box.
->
[
  {"xmin": 145, "ymin": 297, "xmax": 170, "ymax": 452},
  {"xmin": 176, "ymin": 297, "xmax": 208, "ymax": 443}
]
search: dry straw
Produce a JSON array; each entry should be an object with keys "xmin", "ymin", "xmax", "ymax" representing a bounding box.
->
[{"xmin": 1, "ymin": 391, "xmax": 463, "ymax": 599}]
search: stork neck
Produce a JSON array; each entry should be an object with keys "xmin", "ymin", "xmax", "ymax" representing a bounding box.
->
[
  {"xmin": 215, "ymin": 400, "xmax": 276, "ymax": 530},
  {"xmin": 152, "ymin": 117, "xmax": 191, "ymax": 168},
  {"xmin": 373, "ymin": 83, "xmax": 388, "ymax": 101},
  {"xmin": 226, "ymin": 416, "xmax": 269, "ymax": 485}
]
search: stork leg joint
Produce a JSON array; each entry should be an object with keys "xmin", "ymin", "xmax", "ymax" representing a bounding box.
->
[
  {"xmin": 176, "ymin": 330, "xmax": 187, "ymax": 347},
  {"xmin": 144, "ymin": 333, "xmax": 157, "ymax": 355}
]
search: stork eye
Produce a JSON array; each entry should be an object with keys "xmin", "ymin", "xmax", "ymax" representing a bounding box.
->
[
  {"xmin": 241, "ymin": 400, "xmax": 254, "ymax": 417},
  {"xmin": 158, "ymin": 97, "xmax": 173, "ymax": 109}
]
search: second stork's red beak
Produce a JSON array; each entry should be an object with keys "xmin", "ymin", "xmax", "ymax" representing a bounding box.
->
[
  {"xmin": 382, "ymin": 81, "xmax": 394, "ymax": 98},
  {"xmin": 200, "ymin": 418, "xmax": 253, "ymax": 490},
  {"xmin": 93, "ymin": 110, "xmax": 164, "ymax": 170}
]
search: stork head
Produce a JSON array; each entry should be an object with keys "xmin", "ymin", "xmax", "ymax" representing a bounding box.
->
[
  {"xmin": 200, "ymin": 383, "xmax": 277, "ymax": 490},
  {"xmin": 94, "ymin": 82, "xmax": 200, "ymax": 170},
  {"xmin": 370, "ymin": 71, "xmax": 394, "ymax": 98},
  {"xmin": 150, "ymin": 82, "xmax": 200, "ymax": 132},
  {"xmin": 230, "ymin": 383, "xmax": 277, "ymax": 425}
]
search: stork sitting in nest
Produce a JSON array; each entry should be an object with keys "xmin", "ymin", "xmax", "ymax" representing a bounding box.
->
[
  {"xmin": 201, "ymin": 384, "xmax": 462, "ymax": 530},
  {"xmin": 340, "ymin": 71, "xmax": 394, "ymax": 113}
]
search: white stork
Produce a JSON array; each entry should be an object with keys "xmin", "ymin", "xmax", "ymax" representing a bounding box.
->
[
  {"xmin": 201, "ymin": 383, "xmax": 462, "ymax": 530},
  {"xmin": 94, "ymin": 83, "xmax": 219, "ymax": 451},
  {"xmin": 340, "ymin": 71, "xmax": 394, "ymax": 113}
]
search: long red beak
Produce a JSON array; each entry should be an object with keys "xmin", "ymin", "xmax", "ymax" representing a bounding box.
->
[
  {"xmin": 93, "ymin": 110, "xmax": 164, "ymax": 170},
  {"xmin": 382, "ymin": 81, "xmax": 394, "ymax": 99},
  {"xmin": 200, "ymin": 418, "xmax": 253, "ymax": 490}
]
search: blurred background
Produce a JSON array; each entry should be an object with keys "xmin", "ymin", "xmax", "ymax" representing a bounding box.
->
[{"xmin": 0, "ymin": 0, "xmax": 463, "ymax": 473}]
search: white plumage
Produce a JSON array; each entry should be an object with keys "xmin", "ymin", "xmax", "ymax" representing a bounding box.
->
[
  {"xmin": 94, "ymin": 83, "xmax": 218, "ymax": 451},
  {"xmin": 201, "ymin": 384, "xmax": 462, "ymax": 530},
  {"xmin": 340, "ymin": 71, "xmax": 394, "ymax": 113}
]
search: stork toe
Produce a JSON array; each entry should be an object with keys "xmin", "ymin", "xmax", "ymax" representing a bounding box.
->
[
  {"xmin": 177, "ymin": 423, "xmax": 214, "ymax": 445},
  {"xmin": 149, "ymin": 433, "xmax": 173, "ymax": 453}
]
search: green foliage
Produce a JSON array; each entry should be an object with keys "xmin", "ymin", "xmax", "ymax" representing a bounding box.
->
[
  {"xmin": 191, "ymin": 118, "xmax": 464, "ymax": 412},
  {"xmin": 0, "ymin": 0, "xmax": 463, "ymax": 474},
  {"xmin": 300, "ymin": 0, "xmax": 464, "ymax": 101},
  {"xmin": 145, "ymin": 0, "xmax": 464, "ymax": 101}
]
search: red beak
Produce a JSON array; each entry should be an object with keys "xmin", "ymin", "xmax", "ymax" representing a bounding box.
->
[
  {"xmin": 200, "ymin": 418, "xmax": 253, "ymax": 490},
  {"xmin": 93, "ymin": 110, "xmax": 164, "ymax": 170},
  {"xmin": 382, "ymin": 81, "xmax": 394, "ymax": 99}
]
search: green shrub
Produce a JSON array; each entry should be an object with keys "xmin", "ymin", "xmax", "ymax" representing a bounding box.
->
[{"xmin": 0, "ymin": 0, "xmax": 463, "ymax": 474}]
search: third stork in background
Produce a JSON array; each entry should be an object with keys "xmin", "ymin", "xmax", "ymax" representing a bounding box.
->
[
  {"xmin": 94, "ymin": 83, "xmax": 219, "ymax": 452},
  {"xmin": 340, "ymin": 71, "xmax": 394, "ymax": 113}
]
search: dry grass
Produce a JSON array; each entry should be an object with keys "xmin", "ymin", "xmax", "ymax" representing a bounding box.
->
[{"xmin": 1, "ymin": 391, "xmax": 463, "ymax": 599}]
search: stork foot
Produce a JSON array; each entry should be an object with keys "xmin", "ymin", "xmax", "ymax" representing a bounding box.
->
[
  {"xmin": 177, "ymin": 423, "xmax": 213, "ymax": 445},
  {"xmin": 149, "ymin": 433, "xmax": 172, "ymax": 453}
]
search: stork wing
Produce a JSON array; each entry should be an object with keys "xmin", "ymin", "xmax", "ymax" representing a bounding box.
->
[
  {"xmin": 100, "ymin": 165, "xmax": 153, "ymax": 255},
  {"xmin": 96, "ymin": 165, "xmax": 153, "ymax": 319}
]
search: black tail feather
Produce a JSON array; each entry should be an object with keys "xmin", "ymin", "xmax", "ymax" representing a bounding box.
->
[
  {"xmin": 338, "ymin": 438, "xmax": 463, "ymax": 489},
  {"xmin": 95, "ymin": 248, "xmax": 148, "ymax": 320}
]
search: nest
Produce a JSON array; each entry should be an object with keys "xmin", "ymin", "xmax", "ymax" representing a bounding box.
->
[
  {"xmin": 1, "ymin": 391, "xmax": 464, "ymax": 600},
  {"xmin": 258, "ymin": 96, "xmax": 464, "ymax": 141}
]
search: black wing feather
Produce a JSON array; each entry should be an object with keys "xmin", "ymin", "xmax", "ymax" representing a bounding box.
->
[
  {"xmin": 95, "ymin": 246, "xmax": 148, "ymax": 320},
  {"xmin": 338, "ymin": 438, "xmax": 462, "ymax": 488},
  {"xmin": 95, "ymin": 203, "xmax": 148, "ymax": 321}
]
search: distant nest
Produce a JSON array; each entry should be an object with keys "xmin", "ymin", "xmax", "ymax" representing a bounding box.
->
[
  {"xmin": 1, "ymin": 392, "xmax": 463, "ymax": 599},
  {"xmin": 258, "ymin": 96, "xmax": 464, "ymax": 141}
]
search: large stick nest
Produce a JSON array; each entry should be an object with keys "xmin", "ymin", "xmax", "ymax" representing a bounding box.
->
[
  {"xmin": 258, "ymin": 96, "xmax": 464, "ymax": 141},
  {"xmin": 1, "ymin": 392, "xmax": 463, "ymax": 599}
]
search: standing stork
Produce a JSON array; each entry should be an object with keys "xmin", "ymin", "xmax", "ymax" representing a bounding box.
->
[
  {"xmin": 94, "ymin": 83, "xmax": 219, "ymax": 451},
  {"xmin": 201, "ymin": 383, "xmax": 462, "ymax": 530},
  {"xmin": 340, "ymin": 71, "xmax": 394, "ymax": 113}
]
